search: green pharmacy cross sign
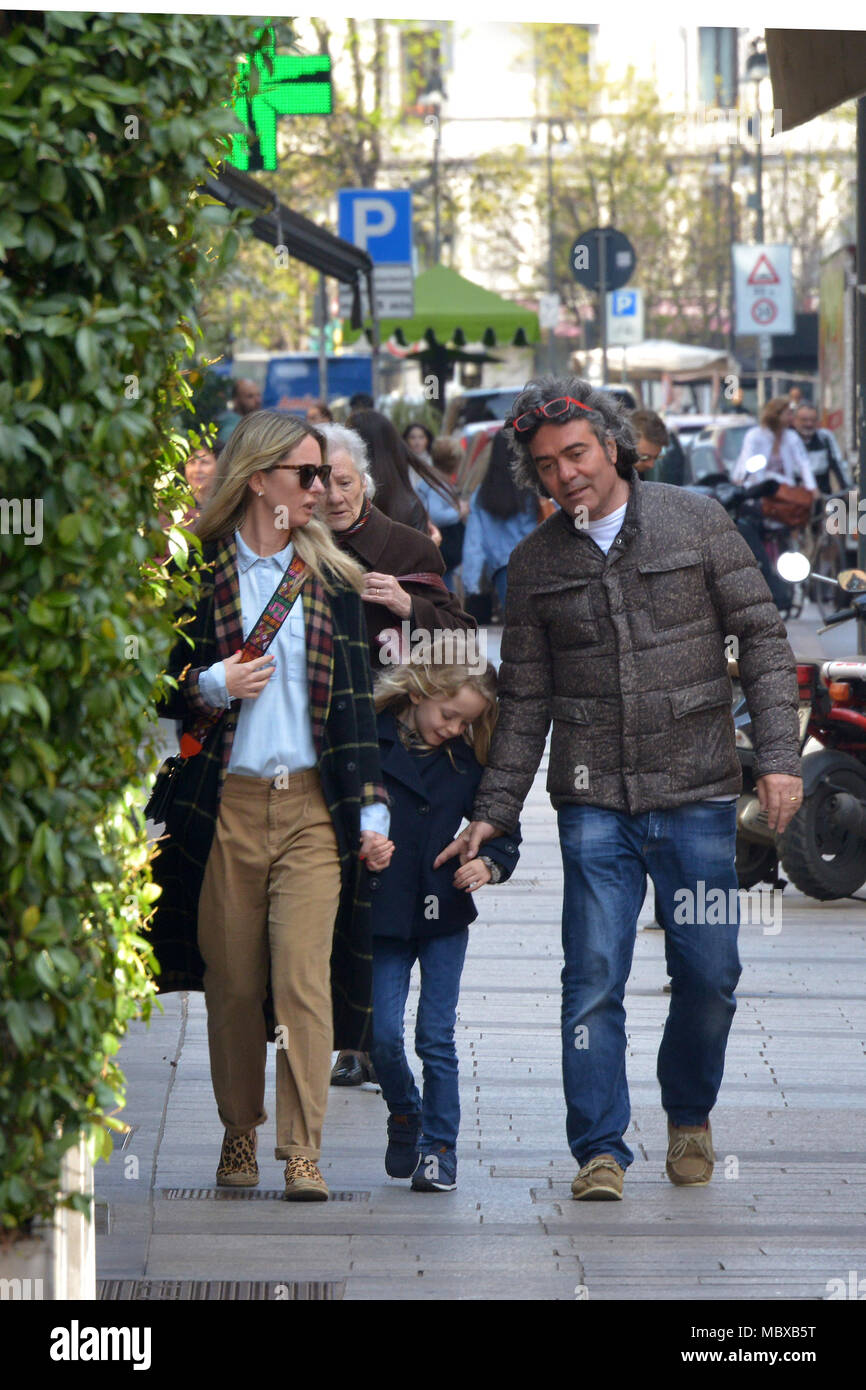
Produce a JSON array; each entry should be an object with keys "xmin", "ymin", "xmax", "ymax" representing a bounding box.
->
[{"xmin": 228, "ymin": 29, "xmax": 332, "ymax": 172}]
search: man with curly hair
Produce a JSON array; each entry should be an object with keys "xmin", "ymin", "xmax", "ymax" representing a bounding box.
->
[{"xmin": 436, "ymin": 377, "xmax": 803, "ymax": 1201}]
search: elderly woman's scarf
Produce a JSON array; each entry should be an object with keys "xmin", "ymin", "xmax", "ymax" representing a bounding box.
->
[
  {"xmin": 335, "ymin": 495, "xmax": 448, "ymax": 594},
  {"xmin": 338, "ymin": 494, "xmax": 373, "ymax": 540}
]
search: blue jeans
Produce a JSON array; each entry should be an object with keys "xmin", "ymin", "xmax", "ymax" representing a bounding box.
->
[
  {"xmin": 369, "ymin": 930, "xmax": 469, "ymax": 1150},
  {"xmin": 558, "ymin": 801, "xmax": 742, "ymax": 1170},
  {"xmin": 491, "ymin": 565, "xmax": 508, "ymax": 613}
]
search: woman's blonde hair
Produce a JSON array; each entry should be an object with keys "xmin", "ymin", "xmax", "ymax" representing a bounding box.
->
[
  {"xmin": 760, "ymin": 396, "xmax": 792, "ymax": 435},
  {"xmin": 194, "ymin": 410, "xmax": 365, "ymax": 594},
  {"xmin": 373, "ymin": 660, "xmax": 499, "ymax": 766}
]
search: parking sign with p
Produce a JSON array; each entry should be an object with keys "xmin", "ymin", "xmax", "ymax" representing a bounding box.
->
[
  {"xmin": 337, "ymin": 189, "xmax": 414, "ymax": 319},
  {"xmin": 338, "ymin": 190, "xmax": 412, "ymax": 264}
]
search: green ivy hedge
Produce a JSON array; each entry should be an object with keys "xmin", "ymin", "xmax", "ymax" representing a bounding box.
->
[{"xmin": 0, "ymin": 10, "xmax": 260, "ymax": 1236}]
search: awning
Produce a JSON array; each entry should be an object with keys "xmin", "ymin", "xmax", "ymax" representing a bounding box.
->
[
  {"xmin": 766, "ymin": 29, "xmax": 866, "ymax": 132},
  {"xmin": 345, "ymin": 264, "xmax": 539, "ymax": 347},
  {"xmin": 575, "ymin": 339, "xmax": 729, "ymax": 381},
  {"xmin": 201, "ymin": 164, "xmax": 374, "ymax": 328}
]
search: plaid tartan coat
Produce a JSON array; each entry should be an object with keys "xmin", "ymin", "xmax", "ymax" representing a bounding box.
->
[{"xmin": 149, "ymin": 534, "xmax": 388, "ymax": 1050}]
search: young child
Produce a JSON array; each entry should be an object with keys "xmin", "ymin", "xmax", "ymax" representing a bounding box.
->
[{"xmin": 361, "ymin": 660, "xmax": 521, "ymax": 1192}]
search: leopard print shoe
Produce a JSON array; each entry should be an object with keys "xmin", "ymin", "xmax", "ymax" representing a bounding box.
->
[
  {"xmin": 216, "ymin": 1128, "xmax": 259, "ymax": 1187},
  {"xmin": 283, "ymin": 1155, "xmax": 329, "ymax": 1202}
]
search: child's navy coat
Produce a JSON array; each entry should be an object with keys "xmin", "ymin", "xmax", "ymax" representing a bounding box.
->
[{"xmin": 368, "ymin": 710, "xmax": 521, "ymax": 940}]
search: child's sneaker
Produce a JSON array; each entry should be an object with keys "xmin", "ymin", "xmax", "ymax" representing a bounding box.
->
[
  {"xmin": 385, "ymin": 1112, "xmax": 422, "ymax": 1178},
  {"xmin": 411, "ymin": 1145, "xmax": 457, "ymax": 1192}
]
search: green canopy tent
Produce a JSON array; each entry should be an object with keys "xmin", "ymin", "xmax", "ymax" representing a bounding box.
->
[{"xmin": 344, "ymin": 265, "xmax": 540, "ymax": 411}]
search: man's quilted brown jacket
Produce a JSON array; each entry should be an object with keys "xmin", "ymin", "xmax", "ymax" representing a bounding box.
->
[{"xmin": 473, "ymin": 473, "xmax": 801, "ymax": 833}]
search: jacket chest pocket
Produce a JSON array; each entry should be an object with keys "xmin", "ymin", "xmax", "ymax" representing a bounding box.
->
[
  {"xmin": 636, "ymin": 549, "xmax": 707, "ymax": 631},
  {"xmin": 286, "ymin": 613, "xmax": 307, "ymax": 680},
  {"xmin": 533, "ymin": 578, "xmax": 598, "ymax": 648}
]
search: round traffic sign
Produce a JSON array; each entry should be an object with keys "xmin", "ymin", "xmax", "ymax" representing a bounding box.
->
[
  {"xmin": 751, "ymin": 298, "xmax": 778, "ymax": 326},
  {"xmin": 570, "ymin": 226, "xmax": 637, "ymax": 292}
]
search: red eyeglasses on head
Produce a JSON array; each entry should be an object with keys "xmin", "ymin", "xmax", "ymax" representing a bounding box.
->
[{"xmin": 512, "ymin": 396, "xmax": 593, "ymax": 434}]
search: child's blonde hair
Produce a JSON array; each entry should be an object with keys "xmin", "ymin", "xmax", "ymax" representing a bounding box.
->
[{"xmin": 374, "ymin": 660, "xmax": 499, "ymax": 766}]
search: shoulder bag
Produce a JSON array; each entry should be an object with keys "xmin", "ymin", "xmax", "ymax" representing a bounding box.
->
[{"xmin": 144, "ymin": 553, "xmax": 309, "ymax": 823}]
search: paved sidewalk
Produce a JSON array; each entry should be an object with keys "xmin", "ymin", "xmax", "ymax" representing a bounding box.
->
[{"xmin": 97, "ymin": 730, "xmax": 866, "ymax": 1300}]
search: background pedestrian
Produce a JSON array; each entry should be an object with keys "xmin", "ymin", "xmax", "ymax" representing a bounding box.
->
[{"xmin": 461, "ymin": 429, "xmax": 539, "ymax": 616}]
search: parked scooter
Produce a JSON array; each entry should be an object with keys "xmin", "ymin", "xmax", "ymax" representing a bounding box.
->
[
  {"xmin": 733, "ymin": 557, "xmax": 866, "ymax": 899},
  {"xmin": 686, "ymin": 473, "xmax": 795, "ymax": 613}
]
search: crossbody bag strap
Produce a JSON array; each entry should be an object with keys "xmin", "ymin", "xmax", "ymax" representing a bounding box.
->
[{"xmin": 180, "ymin": 553, "xmax": 309, "ymax": 757}]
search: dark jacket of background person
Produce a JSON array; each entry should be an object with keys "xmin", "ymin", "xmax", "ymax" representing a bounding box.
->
[
  {"xmin": 799, "ymin": 425, "xmax": 852, "ymax": 492},
  {"xmin": 347, "ymin": 409, "xmax": 457, "ymax": 535},
  {"xmin": 472, "ymin": 474, "xmax": 801, "ymax": 834},
  {"xmin": 333, "ymin": 504, "xmax": 476, "ymax": 667},
  {"xmin": 369, "ymin": 710, "xmax": 521, "ymax": 939},
  {"xmin": 643, "ymin": 432, "xmax": 687, "ymax": 486},
  {"xmin": 149, "ymin": 534, "xmax": 388, "ymax": 1050},
  {"xmin": 461, "ymin": 430, "xmax": 539, "ymax": 594}
]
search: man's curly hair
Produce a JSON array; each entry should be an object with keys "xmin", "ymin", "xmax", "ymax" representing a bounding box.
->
[{"xmin": 503, "ymin": 376, "xmax": 638, "ymax": 493}]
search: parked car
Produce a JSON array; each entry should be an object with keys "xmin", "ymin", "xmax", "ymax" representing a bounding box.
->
[
  {"xmin": 685, "ymin": 414, "xmax": 758, "ymax": 483},
  {"xmin": 662, "ymin": 413, "xmax": 716, "ymax": 455},
  {"xmin": 442, "ymin": 386, "xmax": 524, "ymax": 435},
  {"xmin": 597, "ymin": 384, "xmax": 638, "ymax": 410}
]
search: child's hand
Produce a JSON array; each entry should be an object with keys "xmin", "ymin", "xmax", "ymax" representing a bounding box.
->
[
  {"xmin": 360, "ymin": 830, "xmax": 394, "ymax": 871},
  {"xmin": 452, "ymin": 856, "xmax": 491, "ymax": 892}
]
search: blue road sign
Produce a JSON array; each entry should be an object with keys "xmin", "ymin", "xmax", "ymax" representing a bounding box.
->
[
  {"xmin": 611, "ymin": 290, "xmax": 638, "ymax": 317},
  {"xmin": 338, "ymin": 189, "xmax": 412, "ymax": 264}
]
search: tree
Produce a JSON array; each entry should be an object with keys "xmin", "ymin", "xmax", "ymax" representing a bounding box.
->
[
  {"xmin": 0, "ymin": 8, "xmax": 258, "ymax": 1237},
  {"xmin": 525, "ymin": 25, "xmax": 856, "ymax": 354}
]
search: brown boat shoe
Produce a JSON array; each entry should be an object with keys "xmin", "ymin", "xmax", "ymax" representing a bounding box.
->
[
  {"xmin": 283, "ymin": 1155, "xmax": 329, "ymax": 1202},
  {"xmin": 216, "ymin": 1128, "xmax": 259, "ymax": 1187},
  {"xmin": 666, "ymin": 1120, "xmax": 715, "ymax": 1186},
  {"xmin": 571, "ymin": 1153, "xmax": 625, "ymax": 1201}
]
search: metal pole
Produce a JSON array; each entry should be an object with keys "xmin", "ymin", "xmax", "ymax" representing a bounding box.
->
[
  {"xmin": 433, "ymin": 119, "xmax": 441, "ymax": 263},
  {"xmin": 755, "ymin": 103, "xmax": 764, "ymax": 244},
  {"xmin": 369, "ymin": 270, "xmax": 381, "ymax": 405},
  {"xmin": 599, "ymin": 229, "xmax": 608, "ymax": 385},
  {"xmin": 317, "ymin": 274, "xmax": 328, "ymax": 402},
  {"xmin": 728, "ymin": 143, "xmax": 737, "ymax": 362},
  {"xmin": 856, "ymin": 98, "xmax": 866, "ymax": 654},
  {"xmin": 547, "ymin": 120, "xmax": 556, "ymax": 372}
]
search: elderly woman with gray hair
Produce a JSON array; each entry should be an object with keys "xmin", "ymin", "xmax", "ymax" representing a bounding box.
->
[
  {"xmin": 318, "ymin": 422, "xmax": 476, "ymax": 669},
  {"xmin": 318, "ymin": 422, "xmax": 477, "ymax": 1087}
]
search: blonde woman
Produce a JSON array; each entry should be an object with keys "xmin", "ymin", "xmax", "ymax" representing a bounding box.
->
[
  {"xmin": 150, "ymin": 410, "xmax": 393, "ymax": 1201},
  {"xmin": 365, "ymin": 660, "xmax": 521, "ymax": 1191},
  {"xmin": 732, "ymin": 396, "xmax": 819, "ymax": 493}
]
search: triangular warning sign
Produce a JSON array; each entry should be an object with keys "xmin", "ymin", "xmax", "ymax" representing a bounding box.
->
[{"xmin": 747, "ymin": 253, "xmax": 780, "ymax": 285}]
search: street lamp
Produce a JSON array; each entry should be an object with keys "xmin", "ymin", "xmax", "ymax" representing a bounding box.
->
[
  {"xmin": 531, "ymin": 119, "xmax": 569, "ymax": 370},
  {"xmin": 742, "ymin": 36, "xmax": 771, "ymax": 400},
  {"xmin": 417, "ymin": 89, "xmax": 443, "ymax": 263},
  {"xmin": 743, "ymin": 37, "xmax": 769, "ymax": 243}
]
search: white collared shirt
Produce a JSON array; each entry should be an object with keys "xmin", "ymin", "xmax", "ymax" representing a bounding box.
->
[
  {"xmin": 199, "ymin": 532, "xmax": 316, "ymax": 777},
  {"xmin": 198, "ymin": 531, "xmax": 389, "ymax": 835}
]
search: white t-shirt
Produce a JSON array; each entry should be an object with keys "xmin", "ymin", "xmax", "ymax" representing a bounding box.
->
[{"xmin": 584, "ymin": 501, "xmax": 627, "ymax": 553}]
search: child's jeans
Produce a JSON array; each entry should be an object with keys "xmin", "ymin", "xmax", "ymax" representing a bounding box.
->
[{"xmin": 370, "ymin": 930, "xmax": 469, "ymax": 1150}]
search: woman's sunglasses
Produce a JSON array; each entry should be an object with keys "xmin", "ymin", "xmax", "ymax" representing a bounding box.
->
[
  {"xmin": 270, "ymin": 463, "xmax": 332, "ymax": 489},
  {"xmin": 512, "ymin": 396, "xmax": 592, "ymax": 434}
]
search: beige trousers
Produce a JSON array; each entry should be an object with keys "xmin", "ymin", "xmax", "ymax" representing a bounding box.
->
[{"xmin": 197, "ymin": 770, "xmax": 341, "ymax": 1160}]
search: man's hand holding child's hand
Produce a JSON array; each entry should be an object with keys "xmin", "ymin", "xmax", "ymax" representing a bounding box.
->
[{"xmin": 452, "ymin": 856, "xmax": 491, "ymax": 892}]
